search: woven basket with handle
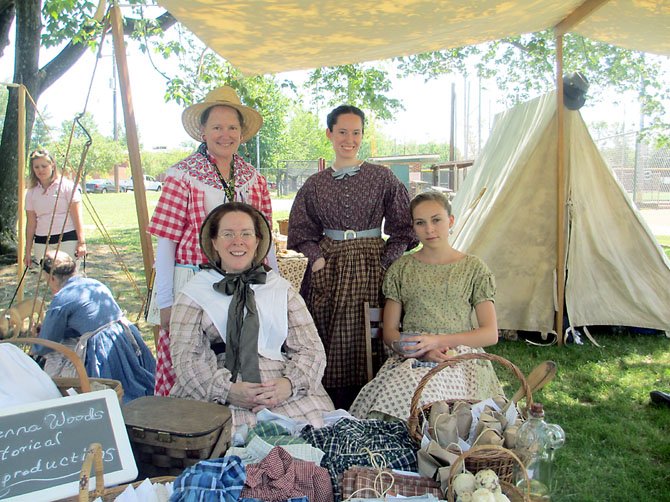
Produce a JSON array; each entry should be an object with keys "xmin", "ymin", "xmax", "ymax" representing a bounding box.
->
[
  {"xmin": 407, "ymin": 352, "xmax": 533, "ymax": 483},
  {"xmin": 0, "ymin": 337, "xmax": 124, "ymax": 402},
  {"xmin": 56, "ymin": 443, "xmax": 175, "ymax": 502},
  {"xmin": 446, "ymin": 444, "xmax": 531, "ymax": 502}
]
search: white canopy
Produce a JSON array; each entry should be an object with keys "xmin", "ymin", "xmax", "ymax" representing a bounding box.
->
[
  {"xmin": 156, "ymin": 0, "xmax": 670, "ymax": 76},
  {"xmin": 452, "ymin": 92, "xmax": 670, "ymax": 333}
]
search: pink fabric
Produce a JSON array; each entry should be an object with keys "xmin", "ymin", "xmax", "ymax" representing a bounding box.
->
[
  {"xmin": 241, "ymin": 446, "xmax": 333, "ymax": 502},
  {"xmin": 148, "ymin": 151, "xmax": 272, "ymax": 266},
  {"xmin": 25, "ymin": 177, "xmax": 81, "ymax": 236},
  {"xmin": 154, "ymin": 328, "xmax": 176, "ymax": 396}
]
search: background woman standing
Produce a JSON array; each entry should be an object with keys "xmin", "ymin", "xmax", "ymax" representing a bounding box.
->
[
  {"xmin": 24, "ymin": 149, "xmax": 86, "ymax": 267},
  {"xmin": 288, "ymin": 105, "xmax": 417, "ymax": 409},
  {"xmin": 147, "ymin": 86, "xmax": 273, "ymax": 396}
]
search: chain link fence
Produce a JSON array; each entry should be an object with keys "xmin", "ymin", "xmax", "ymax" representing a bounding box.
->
[{"xmin": 595, "ymin": 131, "xmax": 670, "ymax": 207}]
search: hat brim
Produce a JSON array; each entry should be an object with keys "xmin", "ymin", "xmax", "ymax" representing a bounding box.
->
[
  {"xmin": 200, "ymin": 203, "xmax": 272, "ymax": 271},
  {"xmin": 182, "ymin": 102, "xmax": 263, "ymax": 143}
]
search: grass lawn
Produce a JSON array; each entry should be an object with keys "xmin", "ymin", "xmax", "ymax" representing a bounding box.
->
[{"xmin": 3, "ymin": 192, "xmax": 668, "ymax": 501}]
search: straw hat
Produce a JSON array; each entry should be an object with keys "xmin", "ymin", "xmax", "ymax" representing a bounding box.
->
[
  {"xmin": 182, "ymin": 86, "xmax": 263, "ymax": 143},
  {"xmin": 200, "ymin": 202, "xmax": 272, "ymax": 270}
]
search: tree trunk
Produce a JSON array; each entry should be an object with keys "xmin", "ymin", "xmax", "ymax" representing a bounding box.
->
[
  {"xmin": 0, "ymin": 0, "xmax": 41, "ymax": 255},
  {"xmin": 0, "ymin": 2, "xmax": 176, "ymax": 256}
]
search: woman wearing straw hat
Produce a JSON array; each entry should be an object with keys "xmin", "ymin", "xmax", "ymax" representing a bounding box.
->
[
  {"xmin": 147, "ymin": 86, "xmax": 273, "ymax": 396},
  {"xmin": 169, "ymin": 202, "xmax": 333, "ymax": 431}
]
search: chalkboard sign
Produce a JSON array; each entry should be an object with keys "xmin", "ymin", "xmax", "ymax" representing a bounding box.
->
[{"xmin": 0, "ymin": 389, "xmax": 137, "ymax": 501}]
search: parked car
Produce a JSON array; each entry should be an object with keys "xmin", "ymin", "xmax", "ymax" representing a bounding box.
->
[
  {"xmin": 85, "ymin": 179, "xmax": 115, "ymax": 194},
  {"xmin": 121, "ymin": 175, "xmax": 162, "ymax": 192}
]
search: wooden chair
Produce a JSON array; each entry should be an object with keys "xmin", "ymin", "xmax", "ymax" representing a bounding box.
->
[{"xmin": 363, "ymin": 301, "xmax": 384, "ymax": 382}]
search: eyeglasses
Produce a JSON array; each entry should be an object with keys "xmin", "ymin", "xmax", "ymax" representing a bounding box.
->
[{"xmin": 217, "ymin": 230, "xmax": 257, "ymax": 241}]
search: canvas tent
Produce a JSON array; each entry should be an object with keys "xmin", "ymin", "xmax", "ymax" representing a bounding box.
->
[{"xmin": 451, "ymin": 92, "xmax": 670, "ymax": 334}]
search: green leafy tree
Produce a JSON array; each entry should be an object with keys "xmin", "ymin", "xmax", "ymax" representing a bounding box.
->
[
  {"xmin": 0, "ymin": 0, "xmax": 175, "ymax": 253},
  {"xmin": 396, "ymin": 32, "xmax": 669, "ymax": 145},
  {"xmin": 304, "ymin": 63, "xmax": 403, "ymax": 121}
]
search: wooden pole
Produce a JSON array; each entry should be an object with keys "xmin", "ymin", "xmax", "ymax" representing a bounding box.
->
[
  {"xmin": 555, "ymin": 34, "xmax": 565, "ymax": 345},
  {"xmin": 17, "ymin": 84, "xmax": 26, "ymax": 302},
  {"xmin": 109, "ymin": 4, "xmax": 154, "ymax": 287}
]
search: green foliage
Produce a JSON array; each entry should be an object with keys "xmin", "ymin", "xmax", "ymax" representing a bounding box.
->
[
  {"xmin": 396, "ymin": 32, "xmax": 670, "ymax": 145},
  {"xmin": 305, "ymin": 63, "xmax": 403, "ymax": 121},
  {"xmin": 489, "ymin": 332, "xmax": 670, "ymax": 501},
  {"xmin": 282, "ymin": 106, "xmax": 332, "ymax": 162},
  {"xmin": 141, "ymin": 148, "xmax": 192, "ymax": 177}
]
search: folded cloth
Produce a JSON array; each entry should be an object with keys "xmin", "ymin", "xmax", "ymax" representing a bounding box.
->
[
  {"xmin": 240, "ymin": 446, "xmax": 333, "ymax": 502},
  {"xmin": 171, "ymin": 456, "xmax": 246, "ymax": 502},
  {"xmin": 340, "ymin": 466, "xmax": 443, "ymax": 499}
]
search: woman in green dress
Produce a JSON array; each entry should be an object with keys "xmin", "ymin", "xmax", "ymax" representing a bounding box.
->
[{"xmin": 349, "ymin": 190, "xmax": 502, "ymax": 421}]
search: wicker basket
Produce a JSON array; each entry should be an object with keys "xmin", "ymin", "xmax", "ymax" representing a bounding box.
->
[
  {"xmin": 58, "ymin": 443, "xmax": 175, "ymax": 502},
  {"xmin": 0, "ymin": 337, "xmax": 124, "ymax": 402},
  {"xmin": 407, "ymin": 352, "xmax": 533, "ymax": 483},
  {"xmin": 446, "ymin": 445, "xmax": 531, "ymax": 502}
]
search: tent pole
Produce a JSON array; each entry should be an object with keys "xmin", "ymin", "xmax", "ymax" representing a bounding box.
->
[
  {"xmin": 110, "ymin": 4, "xmax": 159, "ymax": 348},
  {"xmin": 555, "ymin": 34, "xmax": 566, "ymax": 345},
  {"xmin": 17, "ymin": 84, "xmax": 26, "ymax": 302},
  {"xmin": 110, "ymin": 4, "xmax": 154, "ymax": 285}
]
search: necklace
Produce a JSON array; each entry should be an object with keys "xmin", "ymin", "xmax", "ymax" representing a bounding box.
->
[{"xmin": 215, "ymin": 163, "xmax": 236, "ymax": 202}]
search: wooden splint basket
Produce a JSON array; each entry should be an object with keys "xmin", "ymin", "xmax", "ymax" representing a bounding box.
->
[{"xmin": 122, "ymin": 396, "xmax": 232, "ymax": 477}]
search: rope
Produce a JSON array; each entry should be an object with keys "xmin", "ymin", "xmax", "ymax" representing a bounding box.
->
[
  {"xmin": 342, "ymin": 448, "xmax": 396, "ymax": 501},
  {"xmin": 10, "ymin": 7, "xmax": 146, "ymax": 323}
]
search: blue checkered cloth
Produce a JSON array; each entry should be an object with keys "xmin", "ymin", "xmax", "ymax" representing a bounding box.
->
[
  {"xmin": 170, "ymin": 456, "xmax": 246, "ymax": 502},
  {"xmin": 300, "ymin": 418, "xmax": 417, "ymax": 501}
]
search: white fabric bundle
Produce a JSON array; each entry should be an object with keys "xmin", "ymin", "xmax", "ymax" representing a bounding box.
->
[{"xmin": 0, "ymin": 344, "xmax": 62, "ymax": 408}]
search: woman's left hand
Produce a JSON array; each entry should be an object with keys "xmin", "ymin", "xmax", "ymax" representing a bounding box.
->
[
  {"xmin": 401, "ymin": 333, "xmax": 446, "ymax": 357},
  {"xmin": 76, "ymin": 242, "xmax": 87, "ymax": 258},
  {"xmin": 250, "ymin": 377, "xmax": 292, "ymax": 413}
]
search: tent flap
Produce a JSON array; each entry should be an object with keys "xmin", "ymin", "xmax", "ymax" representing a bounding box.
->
[{"xmin": 452, "ymin": 93, "xmax": 670, "ymax": 333}]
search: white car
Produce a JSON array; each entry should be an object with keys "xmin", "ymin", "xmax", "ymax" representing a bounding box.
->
[{"xmin": 121, "ymin": 175, "xmax": 162, "ymax": 191}]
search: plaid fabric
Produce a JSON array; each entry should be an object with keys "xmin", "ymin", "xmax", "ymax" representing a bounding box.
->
[
  {"xmin": 154, "ymin": 328, "xmax": 175, "ymax": 396},
  {"xmin": 247, "ymin": 422, "xmax": 309, "ymax": 446},
  {"xmin": 240, "ymin": 446, "xmax": 333, "ymax": 502},
  {"xmin": 308, "ymin": 237, "xmax": 386, "ymax": 388},
  {"xmin": 300, "ymin": 418, "xmax": 417, "ymax": 502},
  {"xmin": 340, "ymin": 466, "xmax": 443, "ymax": 499},
  {"xmin": 171, "ymin": 456, "xmax": 246, "ymax": 502},
  {"xmin": 148, "ymin": 150, "xmax": 272, "ymax": 265}
]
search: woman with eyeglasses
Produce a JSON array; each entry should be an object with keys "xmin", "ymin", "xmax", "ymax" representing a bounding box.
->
[
  {"xmin": 147, "ymin": 87, "xmax": 274, "ymax": 397},
  {"xmin": 24, "ymin": 150, "xmax": 86, "ymax": 267},
  {"xmin": 169, "ymin": 202, "xmax": 333, "ymax": 432}
]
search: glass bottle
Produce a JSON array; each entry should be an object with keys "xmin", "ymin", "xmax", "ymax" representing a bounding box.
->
[{"xmin": 515, "ymin": 402, "xmax": 565, "ymax": 501}]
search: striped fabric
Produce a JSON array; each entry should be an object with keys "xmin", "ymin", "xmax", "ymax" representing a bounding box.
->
[{"xmin": 340, "ymin": 466, "xmax": 443, "ymax": 499}]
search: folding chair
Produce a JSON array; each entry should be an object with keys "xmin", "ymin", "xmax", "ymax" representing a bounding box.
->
[{"xmin": 363, "ymin": 301, "xmax": 384, "ymax": 382}]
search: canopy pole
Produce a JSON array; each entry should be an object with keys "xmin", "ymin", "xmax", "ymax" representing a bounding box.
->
[
  {"xmin": 110, "ymin": 4, "xmax": 154, "ymax": 286},
  {"xmin": 17, "ymin": 84, "xmax": 26, "ymax": 302},
  {"xmin": 555, "ymin": 34, "xmax": 565, "ymax": 345}
]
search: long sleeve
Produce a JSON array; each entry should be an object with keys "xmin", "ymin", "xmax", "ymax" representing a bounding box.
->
[
  {"xmin": 34, "ymin": 303, "xmax": 70, "ymax": 355},
  {"xmin": 287, "ymin": 180, "xmax": 323, "ymax": 264},
  {"xmin": 281, "ymin": 287, "xmax": 327, "ymax": 397}
]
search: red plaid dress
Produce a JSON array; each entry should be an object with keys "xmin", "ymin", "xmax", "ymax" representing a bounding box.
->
[{"xmin": 148, "ymin": 148, "xmax": 272, "ymax": 396}]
